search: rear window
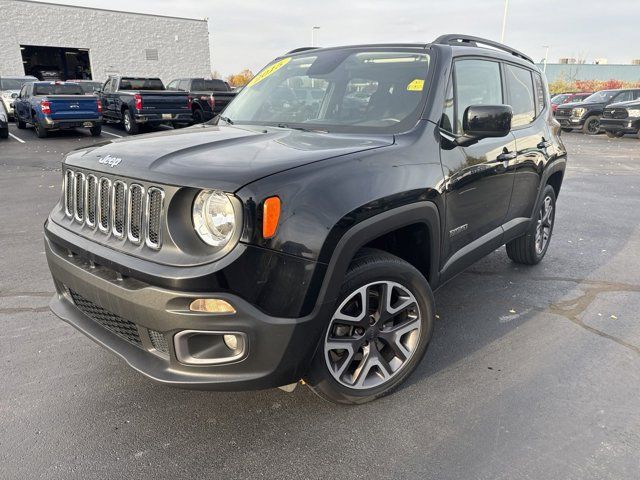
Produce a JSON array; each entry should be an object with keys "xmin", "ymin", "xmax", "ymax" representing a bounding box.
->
[
  {"xmin": 34, "ymin": 83, "xmax": 83, "ymax": 95},
  {"xmin": 76, "ymin": 82, "xmax": 102, "ymax": 94},
  {"xmin": 119, "ymin": 78, "xmax": 165, "ymax": 91},
  {"xmin": 193, "ymin": 79, "xmax": 229, "ymax": 91}
]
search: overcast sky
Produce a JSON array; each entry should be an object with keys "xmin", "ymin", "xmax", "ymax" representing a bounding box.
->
[{"xmin": 39, "ymin": 0, "xmax": 640, "ymax": 76}]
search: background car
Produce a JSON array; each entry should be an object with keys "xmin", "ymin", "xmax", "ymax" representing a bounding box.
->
[
  {"xmin": 550, "ymin": 92, "xmax": 592, "ymax": 113},
  {"xmin": 0, "ymin": 76, "xmax": 38, "ymax": 118},
  {"xmin": 73, "ymin": 80, "xmax": 103, "ymax": 95},
  {"xmin": 0, "ymin": 100, "xmax": 8, "ymax": 139},
  {"xmin": 166, "ymin": 77, "xmax": 237, "ymax": 123}
]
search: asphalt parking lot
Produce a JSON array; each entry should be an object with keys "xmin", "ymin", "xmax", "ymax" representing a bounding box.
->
[{"xmin": 1, "ymin": 126, "xmax": 639, "ymax": 479}]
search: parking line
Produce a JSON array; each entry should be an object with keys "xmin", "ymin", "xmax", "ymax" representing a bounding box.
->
[
  {"xmin": 102, "ymin": 130, "xmax": 123, "ymax": 138},
  {"xmin": 9, "ymin": 133, "xmax": 26, "ymax": 144}
]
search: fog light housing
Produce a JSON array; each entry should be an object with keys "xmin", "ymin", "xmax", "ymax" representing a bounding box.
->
[
  {"xmin": 189, "ymin": 298, "xmax": 236, "ymax": 314},
  {"xmin": 174, "ymin": 330, "xmax": 247, "ymax": 365}
]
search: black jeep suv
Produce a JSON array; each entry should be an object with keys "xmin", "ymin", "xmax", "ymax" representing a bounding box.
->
[
  {"xmin": 555, "ymin": 88, "xmax": 640, "ymax": 134},
  {"xmin": 45, "ymin": 35, "xmax": 566, "ymax": 404}
]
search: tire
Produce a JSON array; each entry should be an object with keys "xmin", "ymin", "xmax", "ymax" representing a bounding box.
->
[
  {"xmin": 16, "ymin": 116, "xmax": 26, "ymax": 129},
  {"xmin": 506, "ymin": 185, "xmax": 556, "ymax": 265},
  {"xmin": 122, "ymin": 109, "xmax": 138, "ymax": 135},
  {"xmin": 605, "ymin": 131, "xmax": 623, "ymax": 138},
  {"xmin": 193, "ymin": 108, "xmax": 205, "ymax": 124},
  {"xmin": 0, "ymin": 128, "xmax": 8, "ymax": 139},
  {"xmin": 34, "ymin": 121, "xmax": 48, "ymax": 138},
  {"xmin": 90, "ymin": 124, "xmax": 102, "ymax": 137},
  {"xmin": 560, "ymin": 128, "xmax": 573, "ymax": 133},
  {"xmin": 582, "ymin": 115, "xmax": 601, "ymax": 135},
  {"xmin": 305, "ymin": 249, "xmax": 435, "ymax": 404}
]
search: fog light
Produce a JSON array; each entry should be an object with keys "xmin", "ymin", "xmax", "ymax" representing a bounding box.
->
[
  {"xmin": 189, "ymin": 298, "xmax": 236, "ymax": 314},
  {"xmin": 223, "ymin": 334, "xmax": 239, "ymax": 350}
]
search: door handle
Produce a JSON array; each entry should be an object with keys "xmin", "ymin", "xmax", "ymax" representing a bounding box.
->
[
  {"xmin": 496, "ymin": 151, "xmax": 517, "ymax": 162},
  {"xmin": 537, "ymin": 140, "xmax": 552, "ymax": 149}
]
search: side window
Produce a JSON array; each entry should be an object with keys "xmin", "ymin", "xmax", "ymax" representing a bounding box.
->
[
  {"xmin": 19, "ymin": 85, "xmax": 27, "ymax": 98},
  {"xmin": 505, "ymin": 64, "xmax": 535, "ymax": 127},
  {"xmin": 178, "ymin": 80, "xmax": 190, "ymax": 91},
  {"xmin": 633, "ymin": 91, "xmax": 640, "ymax": 100},
  {"xmin": 613, "ymin": 91, "xmax": 633, "ymax": 103},
  {"xmin": 191, "ymin": 79, "xmax": 204, "ymax": 90},
  {"xmin": 533, "ymin": 73, "xmax": 545, "ymax": 115},
  {"xmin": 102, "ymin": 79, "xmax": 112, "ymax": 93},
  {"xmin": 453, "ymin": 59, "xmax": 503, "ymax": 135},
  {"xmin": 166, "ymin": 80, "xmax": 178, "ymax": 90}
]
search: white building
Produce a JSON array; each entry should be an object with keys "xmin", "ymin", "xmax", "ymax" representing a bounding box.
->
[{"xmin": 0, "ymin": 0, "xmax": 211, "ymax": 83}]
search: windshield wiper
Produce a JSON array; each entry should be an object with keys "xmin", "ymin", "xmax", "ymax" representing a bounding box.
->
[
  {"xmin": 276, "ymin": 123, "xmax": 326, "ymax": 133},
  {"xmin": 218, "ymin": 115, "xmax": 234, "ymax": 125}
]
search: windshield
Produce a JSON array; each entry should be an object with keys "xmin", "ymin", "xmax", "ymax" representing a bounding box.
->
[
  {"xmin": 34, "ymin": 83, "xmax": 83, "ymax": 95},
  {"xmin": 119, "ymin": 78, "xmax": 165, "ymax": 90},
  {"xmin": 551, "ymin": 94, "xmax": 569, "ymax": 105},
  {"xmin": 0, "ymin": 78, "xmax": 35, "ymax": 90},
  {"xmin": 583, "ymin": 90, "xmax": 620, "ymax": 103},
  {"xmin": 222, "ymin": 49, "xmax": 431, "ymax": 133}
]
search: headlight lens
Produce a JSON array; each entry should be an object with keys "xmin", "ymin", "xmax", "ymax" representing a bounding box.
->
[
  {"xmin": 192, "ymin": 190, "xmax": 238, "ymax": 248},
  {"xmin": 627, "ymin": 109, "xmax": 640, "ymax": 118},
  {"xmin": 572, "ymin": 107, "xmax": 586, "ymax": 117}
]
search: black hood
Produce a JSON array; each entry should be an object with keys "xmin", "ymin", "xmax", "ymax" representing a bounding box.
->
[{"xmin": 64, "ymin": 124, "xmax": 394, "ymax": 191}]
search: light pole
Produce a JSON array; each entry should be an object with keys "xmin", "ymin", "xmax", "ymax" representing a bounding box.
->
[
  {"xmin": 311, "ymin": 26, "xmax": 320, "ymax": 47},
  {"xmin": 500, "ymin": 0, "xmax": 509, "ymax": 43},
  {"xmin": 542, "ymin": 45, "xmax": 550, "ymax": 73}
]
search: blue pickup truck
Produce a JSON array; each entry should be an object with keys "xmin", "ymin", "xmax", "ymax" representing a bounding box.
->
[{"xmin": 13, "ymin": 81, "xmax": 102, "ymax": 138}]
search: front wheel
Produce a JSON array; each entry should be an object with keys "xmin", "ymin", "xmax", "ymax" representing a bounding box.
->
[
  {"xmin": 506, "ymin": 185, "xmax": 556, "ymax": 265},
  {"xmin": 16, "ymin": 116, "xmax": 26, "ymax": 129},
  {"xmin": 582, "ymin": 115, "xmax": 601, "ymax": 135},
  {"xmin": 34, "ymin": 121, "xmax": 48, "ymax": 138},
  {"xmin": 305, "ymin": 249, "xmax": 435, "ymax": 404},
  {"xmin": 0, "ymin": 128, "xmax": 8, "ymax": 139},
  {"xmin": 90, "ymin": 124, "xmax": 102, "ymax": 137}
]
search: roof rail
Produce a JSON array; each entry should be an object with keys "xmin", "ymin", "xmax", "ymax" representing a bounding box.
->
[
  {"xmin": 286, "ymin": 47, "xmax": 320, "ymax": 55},
  {"xmin": 433, "ymin": 34, "xmax": 534, "ymax": 64}
]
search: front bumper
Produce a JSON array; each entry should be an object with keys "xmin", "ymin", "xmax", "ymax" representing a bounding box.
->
[
  {"xmin": 556, "ymin": 115, "xmax": 584, "ymax": 129},
  {"xmin": 600, "ymin": 117, "xmax": 640, "ymax": 133},
  {"xmin": 1, "ymin": 98, "xmax": 14, "ymax": 117},
  {"xmin": 45, "ymin": 226, "xmax": 326, "ymax": 391}
]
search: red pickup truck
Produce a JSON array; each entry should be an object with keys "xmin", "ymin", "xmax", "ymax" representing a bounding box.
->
[{"xmin": 551, "ymin": 92, "xmax": 592, "ymax": 114}]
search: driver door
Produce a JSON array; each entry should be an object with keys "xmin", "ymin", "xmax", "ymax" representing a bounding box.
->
[{"xmin": 439, "ymin": 58, "xmax": 517, "ymax": 280}]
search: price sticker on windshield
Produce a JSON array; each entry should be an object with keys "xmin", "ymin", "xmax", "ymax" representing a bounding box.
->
[
  {"xmin": 247, "ymin": 57, "xmax": 292, "ymax": 87},
  {"xmin": 406, "ymin": 79, "xmax": 425, "ymax": 92}
]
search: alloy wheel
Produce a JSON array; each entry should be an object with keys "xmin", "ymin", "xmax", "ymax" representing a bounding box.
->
[
  {"xmin": 324, "ymin": 281, "xmax": 422, "ymax": 390},
  {"xmin": 587, "ymin": 118, "xmax": 600, "ymax": 134},
  {"xmin": 124, "ymin": 113, "xmax": 131, "ymax": 132},
  {"xmin": 535, "ymin": 195, "xmax": 554, "ymax": 255}
]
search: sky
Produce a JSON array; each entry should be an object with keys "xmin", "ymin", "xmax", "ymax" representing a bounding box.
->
[{"xmin": 37, "ymin": 0, "xmax": 640, "ymax": 77}]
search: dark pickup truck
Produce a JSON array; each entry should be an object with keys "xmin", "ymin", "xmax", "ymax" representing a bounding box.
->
[
  {"xmin": 600, "ymin": 101, "xmax": 640, "ymax": 138},
  {"xmin": 167, "ymin": 78, "xmax": 237, "ymax": 123},
  {"xmin": 14, "ymin": 81, "xmax": 102, "ymax": 138},
  {"xmin": 99, "ymin": 76, "xmax": 192, "ymax": 134}
]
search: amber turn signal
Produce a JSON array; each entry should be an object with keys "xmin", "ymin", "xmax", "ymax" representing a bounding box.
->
[
  {"xmin": 189, "ymin": 298, "xmax": 236, "ymax": 314},
  {"xmin": 263, "ymin": 196, "xmax": 281, "ymax": 239}
]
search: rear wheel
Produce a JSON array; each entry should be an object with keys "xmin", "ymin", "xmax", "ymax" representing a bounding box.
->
[
  {"xmin": 506, "ymin": 185, "xmax": 556, "ymax": 265},
  {"xmin": 90, "ymin": 124, "xmax": 102, "ymax": 137},
  {"xmin": 16, "ymin": 116, "xmax": 26, "ymax": 129},
  {"xmin": 305, "ymin": 249, "xmax": 435, "ymax": 404},
  {"xmin": 193, "ymin": 108, "xmax": 205, "ymax": 124},
  {"xmin": 34, "ymin": 121, "xmax": 48, "ymax": 138},
  {"xmin": 582, "ymin": 116, "xmax": 601, "ymax": 135},
  {"xmin": 122, "ymin": 109, "xmax": 138, "ymax": 135},
  {"xmin": 605, "ymin": 131, "xmax": 624, "ymax": 138}
]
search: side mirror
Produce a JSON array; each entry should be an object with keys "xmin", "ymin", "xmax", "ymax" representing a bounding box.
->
[{"xmin": 463, "ymin": 104, "xmax": 512, "ymax": 139}]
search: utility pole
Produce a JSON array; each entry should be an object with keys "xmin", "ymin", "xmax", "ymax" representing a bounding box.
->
[
  {"xmin": 500, "ymin": 0, "xmax": 509, "ymax": 43},
  {"xmin": 311, "ymin": 26, "xmax": 320, "ymax": 47}
]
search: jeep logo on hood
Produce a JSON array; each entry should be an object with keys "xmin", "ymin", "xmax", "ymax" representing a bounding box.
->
[{"xmin": 97, "ymin": 155, "xmax": 122, "ymax": 168}]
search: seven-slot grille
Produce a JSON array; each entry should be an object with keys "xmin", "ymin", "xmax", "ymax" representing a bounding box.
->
[
  {"xmin": 64, "ymin": 169, "xmax": 164, "ymax": 250},
  {"xmin": 603, "ymin": 108, "xmax": 628, "ymax": 119}
]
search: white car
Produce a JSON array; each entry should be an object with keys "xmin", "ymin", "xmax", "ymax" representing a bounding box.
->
[{"xmin": 0, "ymin": 76, "xmax": 37, "ymax": 118}]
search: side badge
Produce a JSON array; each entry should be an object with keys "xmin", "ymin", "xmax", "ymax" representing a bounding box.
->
[{"xmin": 449, "ymin": 224, "xmax": 468, "ymax": 237}]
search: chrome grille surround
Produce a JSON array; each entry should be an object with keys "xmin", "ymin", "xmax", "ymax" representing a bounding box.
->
[
  {"xmin": 127, "ymin": 184, "xmax": 145, "ymax": 244},
  {"xmin": 73, "ymin": 172, "xmax": 85, "ymax": 223},
  {"xmin": 97, "ymin": 177, "xmax": 111, "ymax": 233},
  {"xmin": 62, "ymin": 168, "xmax": 165, "ymax": 250},
  {"xmin": 111, "ymin": 180, "xmax": 127, "ymax": 239},
  {"xmin": 85, "ymin": 174, "xmax": 98, "ymax": 228},
  {"xmin": 146, "ymin": 187, "xmax": 164, "ymax": 250}
]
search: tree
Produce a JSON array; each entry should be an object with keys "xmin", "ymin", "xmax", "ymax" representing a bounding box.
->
[{"xmin": 226, "ymin": 69, "xmax": 254, "ymax": 87}]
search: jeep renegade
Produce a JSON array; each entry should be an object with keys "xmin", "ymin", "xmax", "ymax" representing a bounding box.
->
[{"xmin": 45, "ymin": 35, "xmax": 566, "ymax": 404}]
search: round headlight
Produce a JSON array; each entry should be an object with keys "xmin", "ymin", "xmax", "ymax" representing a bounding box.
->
[{"xmin": 192, "ymin": 190, "xmax": 238, "ymax": 248}]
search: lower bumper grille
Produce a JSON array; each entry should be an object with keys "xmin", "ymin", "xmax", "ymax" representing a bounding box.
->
[{"xmin": 69, "ymin": 289, "xmax": 142, "ymax": 347}]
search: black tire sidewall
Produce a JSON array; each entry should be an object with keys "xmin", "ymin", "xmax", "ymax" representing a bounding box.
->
[
  {"xmin": 583, "ymin": 116, "xmax": 600, "ymax": 135},
  {"xmin": 306, "ymin": 254, "xmax": 435, "ymax": 404},
  {"xmin": 193, "ymin": 109, "xmax": 205, "ymax": 124},
  {"xmin": 531, "ymin": 185, "xmax": 557, "ymax": 261}
]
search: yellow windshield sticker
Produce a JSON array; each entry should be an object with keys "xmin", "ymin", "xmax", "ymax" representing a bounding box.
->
[
  {"xmin": 407, "ymin": 79, "xmax": 425, "ymax": 92},
  {"xmin": 247, "ymin": 57, "xmax": 292, "ymax": 87}
]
